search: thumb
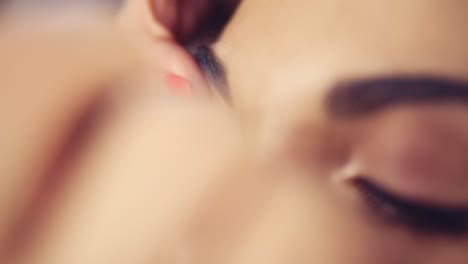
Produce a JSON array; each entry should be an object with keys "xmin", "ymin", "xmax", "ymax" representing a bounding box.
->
[{"xmin": 122, "ymin": 0, "xmax": 240, "ymax": 44}]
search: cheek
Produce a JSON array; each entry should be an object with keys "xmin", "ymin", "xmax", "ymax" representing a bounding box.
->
[
  {"xmin": 247, "ymin": 125, "xmax": 379, "ymax": 263},
  {"xmin": 247, "ymin": 111, "xmax": 468, "ymax": 263},
  {"xmin": 229, "ymin": 166, "xmax": 420, "ymax": 264}
]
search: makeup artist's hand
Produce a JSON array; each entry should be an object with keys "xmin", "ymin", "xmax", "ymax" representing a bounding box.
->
[
  {"xmin": 0, "ymin": 10, "xmax": 322, "ymax": 264},
  {"xmin": 140, "ymin": 0, "xmax": 239, "ymax": 42},
  {"xmin": 0, "ymin": 4, "xmax": 268, "ymax": 264},
  {"xmin": 0, "ymin": 8, "xmax": 248, "ymax": 263},
  {"xmin": 0, "ymin": 12, "xmax": 138, "ymax": 261},
  {"xmin": 0, "ymin": 3, "xmax": 353, "ymax": 264},
  {"xmin": 117, "ymin": 0, "xmax": 241, "ymax": 96}
]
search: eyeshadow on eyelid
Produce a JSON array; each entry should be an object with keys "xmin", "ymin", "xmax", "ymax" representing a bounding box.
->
[{"xmin": 354, "ymin": 178, "xmax": 468, "ymax": 236}]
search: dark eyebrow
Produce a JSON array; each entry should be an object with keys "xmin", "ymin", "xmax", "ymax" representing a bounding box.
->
[
  {"xmin": 354, "ymin": 178, "xmax": 468, "ymax": 236},
  {"xmin": 190, "ymin": 45, "xmax": 230, "ymax": 100},
  {"xmin": 327, "ymin": 77, "xmax": 468, "ymax": 119}
]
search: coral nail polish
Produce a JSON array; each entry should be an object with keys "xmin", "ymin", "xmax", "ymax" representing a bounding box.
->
[{"xmin": 165, "ymin": 73, "xmax": 192, "ymax": 96}]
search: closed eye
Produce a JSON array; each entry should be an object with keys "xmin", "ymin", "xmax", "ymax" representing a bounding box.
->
[{"xmin": 353, "ymin": 178, "xmax": 468, "ymax": 236}]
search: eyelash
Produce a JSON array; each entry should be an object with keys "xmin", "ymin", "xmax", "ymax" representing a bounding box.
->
[
  {"xmin": 353, "ymin": 178, "xmax": 468, "ymax": 235},
  {"xmin": 354, "ymin": 179, "xmax": 404, "ymax": 223}
]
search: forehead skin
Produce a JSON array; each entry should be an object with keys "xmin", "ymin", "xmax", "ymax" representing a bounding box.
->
[
  {"xmin": 216, "ymin": 0, "xmax": 468, "ymax": 120},
  {"xmin": 216, "ymin": 0, "xmax": 468, "ymax": 205},
  {"xmin": 213, "ymin": 1, "xmax": 468, "ymax": 263}
]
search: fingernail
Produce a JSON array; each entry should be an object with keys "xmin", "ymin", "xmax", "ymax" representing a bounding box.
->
[{"xmin": 164, "ymin": 72, "xmax": 192, "ymax": 97}]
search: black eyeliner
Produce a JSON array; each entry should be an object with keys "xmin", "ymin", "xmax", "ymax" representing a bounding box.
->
[{"xmin": 354, "ymin": 178, "xmax": 468, "ymax": 236}]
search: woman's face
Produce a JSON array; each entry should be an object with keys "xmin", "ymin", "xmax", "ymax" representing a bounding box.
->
[{"xmin": 205, "ymin": 0, "xmax": 468, "ymax": 263}]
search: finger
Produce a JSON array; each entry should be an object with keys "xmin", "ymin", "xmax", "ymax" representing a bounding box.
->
[
  {"xmin": 21, "ymin": 94, "xmax": 262, "ymax": 264},
  {"xmin": 0, "ymin": 12, "xmax": 137, "ymax": 248},
  {"xmin": 140, "ymin": 0, "xmax": 241, "ymax": 43}
]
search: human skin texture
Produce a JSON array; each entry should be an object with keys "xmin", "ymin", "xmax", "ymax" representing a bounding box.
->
[{"xmin": 208, "ymin": 0, "xmax": 468, "ymax": 263}]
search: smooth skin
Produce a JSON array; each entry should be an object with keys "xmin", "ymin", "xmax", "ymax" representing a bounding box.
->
[
  {"xmin": 1, "ymin": 1, "xmax": 468, "ymax": 263},
  {"xmin": 213, "ymin": 1, "xmax": 468, "ymax": 263},
  {"xmin": 0, "ymin": 4, "xmax": 255, "ymax": 264}
]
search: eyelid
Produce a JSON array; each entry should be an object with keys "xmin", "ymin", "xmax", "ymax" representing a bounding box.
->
[{"xmin": 353, "ymin": 178, "xmax": 468, "ymax": 236}]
